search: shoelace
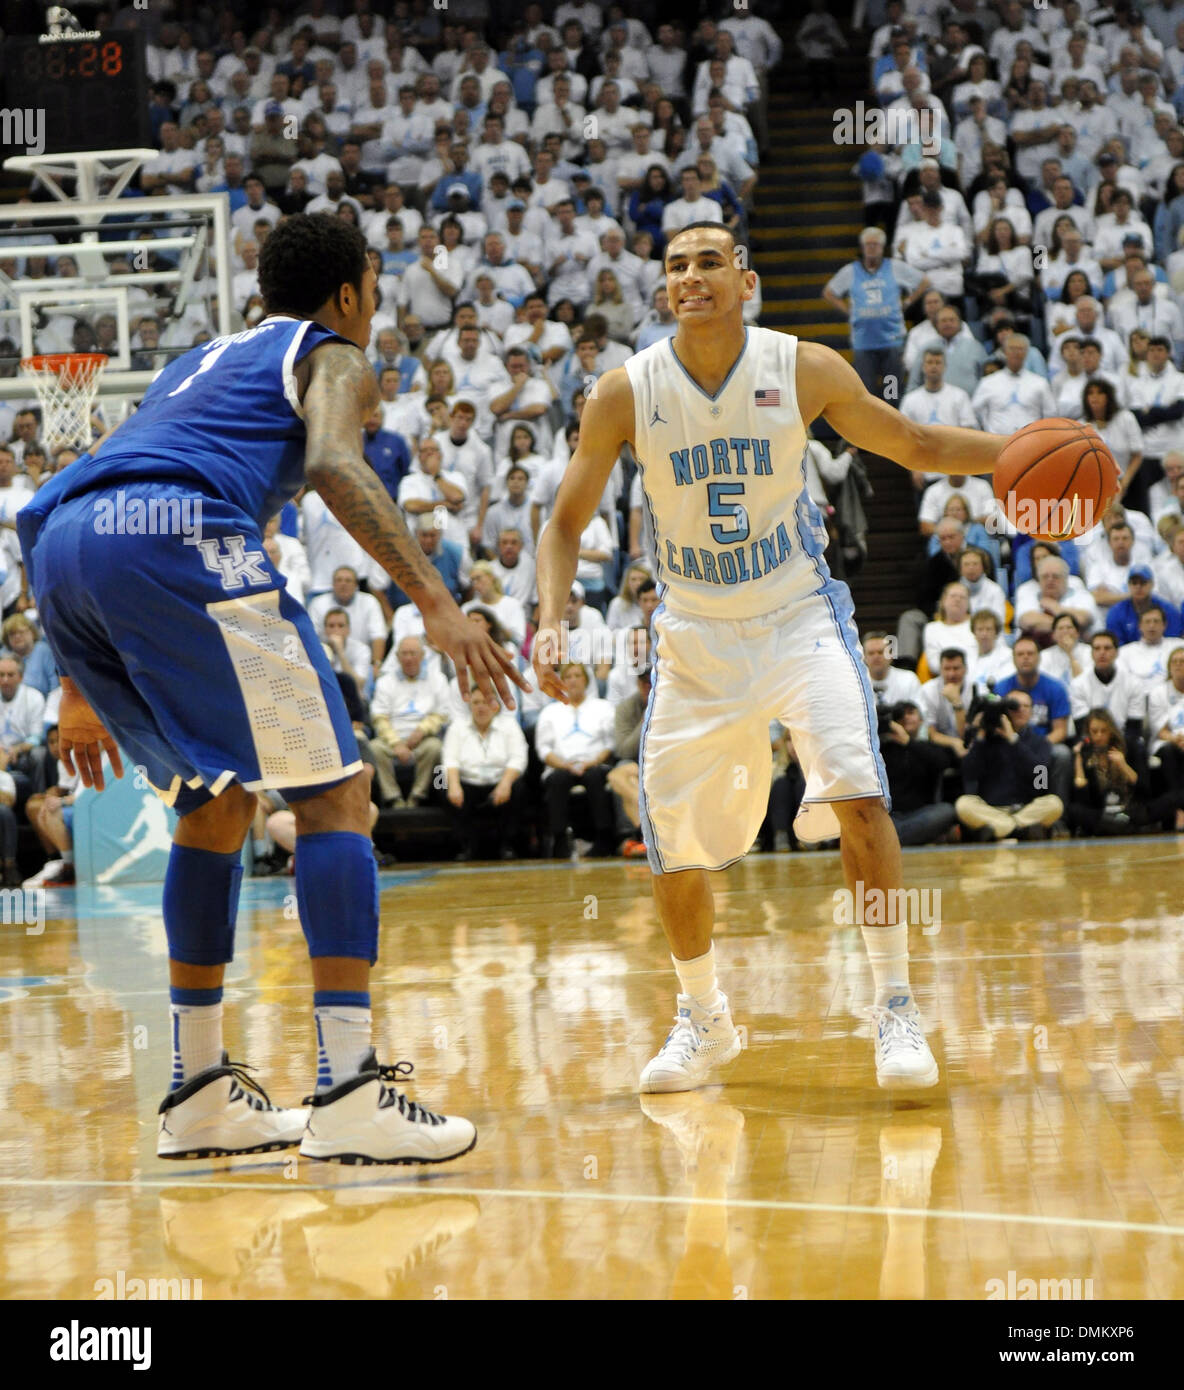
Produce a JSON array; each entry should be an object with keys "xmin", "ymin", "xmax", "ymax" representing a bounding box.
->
[
  {"xmin": 225, "ymin": 1060, "xmax": 281, "ymax": 1112},
  {"xmin": 867, "ymin": 1006, "xmax": 925, "ymax": 1052},
  {"xmin": 376, "ymin": 1061, "xmax": 445, "ymax": 1126},
  {"xmin": 659, "ymin": 1015, "xmax": 702, "ymax": 1064}
]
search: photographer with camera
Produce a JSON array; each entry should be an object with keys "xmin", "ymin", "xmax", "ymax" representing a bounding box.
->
[
  {"xmin": 954, "ymin": 688, "xmax": 1065, "ymax": 841},
  {"xmin": 1067, "ymin": 707, "xmax": 1184, "ymax": 836},
  {"xmin": 879, "ymin": 701, "xmax": 958, "ymax": 846}
]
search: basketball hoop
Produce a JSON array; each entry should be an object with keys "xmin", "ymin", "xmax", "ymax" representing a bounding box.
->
[{"xmin": 21, "ymin": 352, "xmax": 107, "ymax": 454}]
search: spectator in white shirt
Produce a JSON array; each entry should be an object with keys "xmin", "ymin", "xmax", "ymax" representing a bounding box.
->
[
  {"xmin": 919, "ymin": 648, "xmax": 976, "ymax": 758},
  {"xmin": 321, "ymin": 606, "xmax": 374, "ymax": 700},
  {"xmin": 924, "ymin": 582, "xmax": 976, "ymax": 674},
  {"xmin": 369, "ymin": 635, "xmax": 451, "ymax": 807},
  {"xmin": 534, "ymin": 662, "xmax": 617, "ymax": 856},
  {"xmin": 140, "ymin": 122, "xmax": 200, "ymax": 196},
  {"xmin": 1015, "ymin": 554, "xmax": 1100, "ymax": 637},
  {"xmin": 917, "ymin": 473, "xmax": 994, "ymax": 538},
  {"xmin": 434, "ymin": 398, "xmax": 496, "ymax": 549},
  {"xmin": 399, "ymin": 434, "xmax": 470, "ymax": 552},
  {"xmin": 489, "ymin": 348, "xmax": 554, "ymax": 461},
  {"xmin": 661, "ymin": 166, "xmax": 725, "ymax": 239},
  {"xmin": 463, "ymin": 562, "xmax": 526, "ymax": 650},
  {"xmin": 401, "ymin": 225, "xmax": 461, "ymax": 331},
  {"xmin": 1154, "ymin": 525, "xmax": 1184, "ymax": 607},
  {"xmin": 307, "ymin": 565, "xmax": 389, "ymax": 669},
  {"xmin": 862, "ymin": 632, "xmax": 924, "ymax": 708},
  {"xmin": 0, "ymin": 654, "xmax": 46, "ymax": 809},
  {"xmin": 1070, "ymin": 629, "xmax": 1141, "ymax": 728},
  {"xmin": 1086, "ymin": 519, "xmax": 1139, "ymax": 621},
  {"xmin": 480, "ymin": 483, "xmax": 534, "ymax": 576},
  {"xmin": 544, "ymin": 198, "xmax": 600, "ymax": 309},
  {"xmin": 959, "ymin": 548, "xmax": 1008, "ymax": 627},
  {"xmin": 443, "ymin": 686, "xmax": 528, "ymax": 859},
  {"xmin": 896, "ymin": 188, "xmax": 969, "ymax": 301},
  {"xmin": 1117, "ymin": 604, "xmax": 1184, "ymax": 696},
  {"xmin": 972, "ymin": 334, "xmax": 1056, "ymax": 433},
  {"xmin": 969, "ymin": 609, "xmax": 1016, "ymax": 692}
]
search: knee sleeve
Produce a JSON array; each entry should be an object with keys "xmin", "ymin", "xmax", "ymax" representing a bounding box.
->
[
  {"xmin": 163, "ymin": 844, "xmax": 243, "ymax": 965},
  {"xmin": 295, "ymin": 831, "xmax": 379, "ymax": 963}
]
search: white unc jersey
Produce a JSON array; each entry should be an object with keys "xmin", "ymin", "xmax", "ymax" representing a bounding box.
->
[{"xmin": 625, "ymin": 326, "xmax": 830, "ymax": 621}]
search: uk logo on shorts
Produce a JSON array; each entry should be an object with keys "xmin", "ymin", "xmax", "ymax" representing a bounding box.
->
[{"xmin": 196, "ymin": 536, "xmax": 271, "ymax": 591}]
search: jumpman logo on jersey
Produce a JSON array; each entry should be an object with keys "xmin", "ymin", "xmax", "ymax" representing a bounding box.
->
[
  {"xmin": 650, "ymin": 404, "xmax": 667, "ymax": 426},
  {"xmin": 196, "ymin": 535, "xmax": 271, "ymax": 591}
]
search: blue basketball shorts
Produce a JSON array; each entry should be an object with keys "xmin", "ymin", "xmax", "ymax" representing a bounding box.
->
[{"xmin": 31, "ymin": 482, "xmax": 362, "ymax": 816}]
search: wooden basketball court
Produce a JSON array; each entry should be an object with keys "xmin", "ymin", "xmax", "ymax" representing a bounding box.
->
[{"xmin": 2, "ymin": 838, "xmax": 1182, "ymax": 1300}]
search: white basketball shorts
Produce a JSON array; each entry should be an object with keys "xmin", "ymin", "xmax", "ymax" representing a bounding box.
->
[{"xmin": 638, "ymin": 579, "xmax": 890, "ymax": 873}]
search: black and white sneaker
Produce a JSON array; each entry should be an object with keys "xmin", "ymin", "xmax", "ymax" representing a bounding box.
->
[
  {"xmin": 299, "ymin": 1052, "xmax": 477, "ymax": 1165},
  {"xmin": 157, "ymin": 1054, "xmax": 307, "ymax": 1159}
]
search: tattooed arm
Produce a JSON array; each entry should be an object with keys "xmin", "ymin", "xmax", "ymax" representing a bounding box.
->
[{"xmin": 302, "ymin": 342, "xmax": 527, "ymax": 707}]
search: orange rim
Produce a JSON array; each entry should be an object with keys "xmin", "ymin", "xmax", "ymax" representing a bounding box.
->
[{"xmin": 21, "ymin": 352, "xmax": 108, "ymax": 379}]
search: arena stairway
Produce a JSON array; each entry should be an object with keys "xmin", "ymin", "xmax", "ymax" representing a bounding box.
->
[{"xmin": 762, "ymin": 26, "xmax": 925, "ymax": 632}]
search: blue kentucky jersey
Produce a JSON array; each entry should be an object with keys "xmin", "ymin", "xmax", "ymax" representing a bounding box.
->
[{"xmin": 18, "ymin": 315, "xmax": 350, "ymax": 571}]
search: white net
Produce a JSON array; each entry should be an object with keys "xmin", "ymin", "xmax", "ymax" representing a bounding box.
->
[{"xmin": 21, "ymin": 353, "xmax": 106, "ymax": 454}]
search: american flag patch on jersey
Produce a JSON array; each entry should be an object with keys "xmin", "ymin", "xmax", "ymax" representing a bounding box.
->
[{"xmin": 754, "ymin": 389, "xmax": 780, "ymax": 407}]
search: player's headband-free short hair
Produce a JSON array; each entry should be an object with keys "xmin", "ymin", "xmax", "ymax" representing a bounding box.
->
[
  {"xmin": 259, "ymin": 213, "xmax": 368, "ymax": 319},
  {"xmin": 663, "ymin": 221, "xmax": 746, "ymax": 265}
]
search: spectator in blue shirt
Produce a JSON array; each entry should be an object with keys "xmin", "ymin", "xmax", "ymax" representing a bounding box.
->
[
  {"xmin": 635, "ymin": 286, "xmax": 678, "ymax": 351},
  {"xmin": 628, "ymin": 166, "xmax": 675, "ymax": 256},
  {"xmin": 388, "ymin": 516, "xmax": 466, "ymax": 609},
  {"xmin": 362, "ymin": 406, "xmax": 412, "ymax": 503},
  {"xmin": 500, "ymin": 33, "xmax": 546, "ymax": 112},
  {"xmin": 995, "ymin": 634, "xmax": 1073, "ymax": 810},
  {"xmin": 1106, "ymin": 566, "xmax": 1184, "ymax": 645},
  {"xmin": 1, "ymin": 615, "xmax": 57, "ymax": 698}
]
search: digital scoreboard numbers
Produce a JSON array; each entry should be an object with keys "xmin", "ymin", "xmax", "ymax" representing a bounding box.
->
[{"xmin": 2, "ymin": 32, "xmax": 150, "ymax": 154}]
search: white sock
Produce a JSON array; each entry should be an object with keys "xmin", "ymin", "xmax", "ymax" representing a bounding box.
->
[
  {"xmin": 860, "ymin": 923, "xmax": 913, "ymax": 1007},
  {"xmin": 314, "ymin": 1006, "xmax": 372, "ymax": 1091},
  {"xmin": 673, "ymin": 946, "xmax": 722, "ymax": 1010},
  {"xmin": 170, "ymin": 1003, "xmax": 224, "ymax": 1089}
]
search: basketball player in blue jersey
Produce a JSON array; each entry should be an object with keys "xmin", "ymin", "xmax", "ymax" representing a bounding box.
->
[
  {"xmin": 19, "ymin": 215, "xmax": 526, "ymax": 1164},
  {"xmin": 535, "ymin": 223, "xmax": 1013, "ymax": 1093}
]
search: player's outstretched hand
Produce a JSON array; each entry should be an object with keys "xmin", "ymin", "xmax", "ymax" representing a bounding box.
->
[
  {"xmin": 531, "ymin": 625, "xmax": 570, "ymax": 704},
  {"xmin": 424, "ymin": 608, "xmax": 530, "ymax": 709},
  {"xmin": 58, "ymin": 681, "xmax": 125, "ymax": 792}
]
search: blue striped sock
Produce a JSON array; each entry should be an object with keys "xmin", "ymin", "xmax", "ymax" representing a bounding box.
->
[
  {"xmin": 169, "ymin": 986, "xmax": 224, "ymax": 1091},
  {"xmin": 313, "ymin": 991, "xmax": 372, "ymax": 1091}
]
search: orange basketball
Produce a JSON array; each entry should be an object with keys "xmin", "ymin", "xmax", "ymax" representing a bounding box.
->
[{"xmin": 992, "ymin": 417, "xmax": 1121, "ymax": 542}]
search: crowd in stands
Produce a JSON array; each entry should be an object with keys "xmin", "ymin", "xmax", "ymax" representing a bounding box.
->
[
  {"xmin": 0, "ymin": 1, "xmax": 796, "ymax": 874},
  {"xmin": 1, "ymin": 2, "xmax": 1179, "ymax": 871},
  {"xmin": 818, "ymin": 0, "xmax": 1184, "ymax": 846}
]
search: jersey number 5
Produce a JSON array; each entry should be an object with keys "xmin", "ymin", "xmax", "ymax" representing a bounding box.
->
[{"xmin": 707, "ymin": 482, "xmax": 750, "ymax": 545}]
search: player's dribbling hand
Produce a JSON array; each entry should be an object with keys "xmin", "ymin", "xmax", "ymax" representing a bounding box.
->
[
  {"xmin": 58, "ymin": 683, "xmax": 124, "ymax": 791},
  {"xmin": 425, "ymin": 608, "xmax": 530, "ymax": 709}
]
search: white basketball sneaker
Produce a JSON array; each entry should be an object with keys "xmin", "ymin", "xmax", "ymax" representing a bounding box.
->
[
  {"xmin": 639, "ymin": 993, "xmax": 743, "ymax": 1094},
  {"xmin": 869, "ymin": 998, "xmax": 939, "ymax": 1090},
  {"xmin": 157, "ymin": 1055, "xmax": 307, "ymax": 1159},
  {"xmin": 299, "ymin": 1052, "xmax": 477, "ymax": 1165}
]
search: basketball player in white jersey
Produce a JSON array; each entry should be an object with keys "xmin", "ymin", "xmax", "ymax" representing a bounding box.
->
[{"xmin": 534, "ymin": 223, "xmax": 1012, "ymax": 1093}]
